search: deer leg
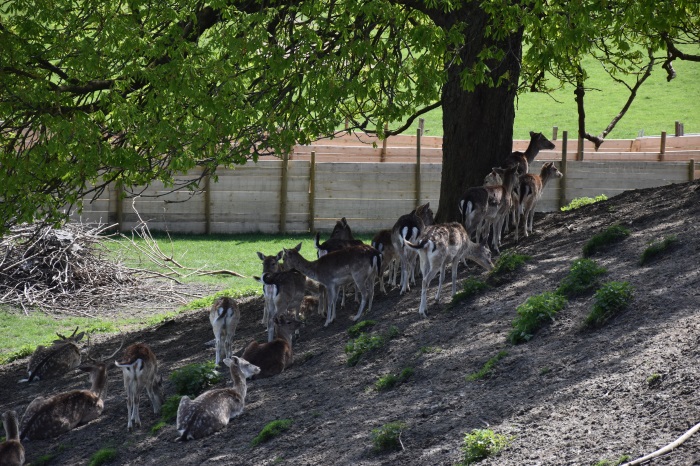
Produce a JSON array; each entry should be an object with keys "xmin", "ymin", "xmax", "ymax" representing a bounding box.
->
[
  {"xmin": 451, "ymin": 258, "xmax": 460, "ymax": 297},
  {"xmin": 147, "ymin": 384, "xmax": 162, "ymax": 415},
  {"xmin": 124, "ymin": 375, "xmax": 135, "ymax": 431},
  {"xmin": 419, "ymin": 266, "xmax": 439, "ymax": 317},
  {"xmin": 324, "ymin": 285, "xmax": 337, "ymax": 327},
  {"xmin": 435, "ymin": 260, "xmax": 447, "ymax": 303},
  {"xmin": 133, "ymin": 382, "xmax": 142, "ymax": 429}
]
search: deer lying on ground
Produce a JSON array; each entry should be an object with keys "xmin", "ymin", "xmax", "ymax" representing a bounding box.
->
[
  {"xmin": 114, "ymin": 343, "xmax": 165, "ymax": 432},
  {"xmin": 515, "ymin": 162, "xmax": 563, "ymax": 240},
  {"xmin": 371, "ymin": 229, "xmax": 398, "ymax": 293},
  {"xmin": 209, "ymin": 296, "xmax": 241, "ymax": 365},
  {"xmin": 502, "ymin": 131, "xmax": 556, "ymax": 175},
  {"xmin": 20, "ymin": 340, "xmax": 123, "ymax": 440},
  {"xmin": 391, "ymin": 202, "xmax": 435, "ymax": 294},
  {"xmin": 406, "ymin": 222, "xmax": 494, "ymax": 317},
  {"xmin": 0, "ymin": 411, "xmax": 24, "ymax": 466},
  {"xmin": 175, "ymin": 356, "xmax": 260, "ymax": 441},
  {"xmin": 254, "ymin": 270, "xmax": 306, "ymax": 342},
  {"xmin": 20, "ymin": 327, "xmax": 85, "ymax": 383},
  {"xmin": 283, "ymin": 243, "xmax": 380, "ymax": 326},
  {"xmin": 241, "ymin": 315, "xmax": 303, "ymax": 378}
]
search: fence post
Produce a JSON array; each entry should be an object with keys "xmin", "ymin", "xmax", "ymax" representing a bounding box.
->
[
  {"xmin": 416, "ymin": 123, "xmax": 422, "ymax": 206},
  {"xmin": 279, "ymin": 152, "xmax": 289, "ymax": 234},
  {"xmin": 577, "ymin": 135, "xmax": 584, "ymax": 161},
  {"xmin": 559, "ymin": 131, "xmax": 568, "ymax": 209},
  {"xmin": 380, "ymin": 123, "xmax": 388, "ymax": 162},
  {"xmin": 309, "ymin": 151, "xmax": 316, "ymax": 233},
  {"xmin": 675, "ymin": 121, "xmax": 681, "ymax": 137},
  {"xmin": 204, "ymin": 171, "xmax": 211, "ymax": 234},
  {"xmin": 690, "ymin": 159, "xmax": 696, "ymax": 181},
  {"xmin": 552, "ymin": 126, "xmax": 558, "ymax": 141},
  {"xmin": 659, "ymin": 131, "xmax": 667, "ymax": 161}
]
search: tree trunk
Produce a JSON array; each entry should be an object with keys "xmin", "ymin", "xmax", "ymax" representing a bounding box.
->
[{"xmin": 435, "ymin": 25, "xmax": 524, "ymax": 223}]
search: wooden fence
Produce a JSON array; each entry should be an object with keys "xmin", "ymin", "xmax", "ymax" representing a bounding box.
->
[{"xmin": 72, "ymin": 133, "xmax": 698, "ymax": 234}]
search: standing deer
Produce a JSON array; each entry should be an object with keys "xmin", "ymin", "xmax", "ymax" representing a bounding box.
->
[
  {"xmin": 175, "ymin": 356, "xmax": 260, "ymax": 441},
  {"xmin": 114, "ymin": 343, "xmax": 164, "ymax": 432},
  {"xmin": 391, "ymin": 202, "xmax": 435, "ymax": 294},
  {"xmin": 20, "ymin": 327, "xmax": 85, "ymax": 383},
  {"xmin": 254, "ymin": 270, "xmax": 306, "ymax": 342},
  {"xmin": 283, "ymin": 243, "xmax": 380, "ymax": 326},
  {"xmin": 406, "ymin": 222, "xmax": 494, "ymax": 317},
  {"xmin": 0, "ymin": 411, "xmax": 24, "ymax": 466},
  {"xmin": 502, "ymin": 131, "xmax": 556, "ymax": 175},
  {"xmin": 209, "ymin": 296, "xmax": 241, "ymax": 366},
  {"xmin": 371, "ymin": 228, "xmax": 399, "ymax": 293},
  {"xmin": 241, "ymin": 315, "xmax": 303, "ymax": 378},
  {"xmin": 516, "ymin": 162, "xmax": 563, "ymax": 240}
]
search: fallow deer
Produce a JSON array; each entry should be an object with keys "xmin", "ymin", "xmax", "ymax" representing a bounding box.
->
[
  {"xmin": 516, "ymin": 162, "xmax": 563, "ymax": 240},
  {"xmin": 371, "ymin": 228, "xmax": 399, "ymax": 293},
  {"xmin": 406, "ymin": 222, "xmax": 493, "ymax": 317},
  {"xmin": 241, "ymin": 315, "xmax": 303, "ymax": 378},
  {"xmin": 20, "ymin": 327, "xmax": 85, "ymax": 383},
  {"xmin": 256, "ymin": 251, "xmax": 283, "ymax": 327},
  {"xmin": 209, "ymin": 296, "xmax": 241, "ymax": 366},
  {"xmin": 175, "ymin": 356, "xmax": 260, "ymax": 441},
  {"xmin": 391, "ymin": 202, "xmax": 435, "ymax": 294},
  {"xmin": 0, "ymin": 411, "xmax": 24, "ymax": 466},
  {"xmin": 254, "ymin": 270, "xmax": 306, "ymax": 342},
  {"xmin": 114, "ymin": 343, "xmax": 165, "ymax": 432},
  {"xmin": 283, "ymin": 243, "xmax": 380, "ymax": 326},
  {"xmin": 502, "ymin": 131, "xmax": 556, "ymax": 175}
]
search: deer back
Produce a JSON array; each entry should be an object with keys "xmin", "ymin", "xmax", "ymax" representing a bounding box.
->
[
  {"xmin": 241, "ymin": 316, "xmax": 302, "ymax": 378},
  {"xmin": 23, "ymin": 329, "xmax": 85, "ymax": 383},
  {"xmin": 115, "ymin": 344, "xmax": 163, "ymax": 397},
  {"xmin": 209, "ymin": 297, "xmax": 240, "ymax": 330}
]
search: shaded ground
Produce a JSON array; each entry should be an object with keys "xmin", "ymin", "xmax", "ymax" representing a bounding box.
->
[{"xmin": 1, "ymin": 180, "xmax": 699, "ymax": 466}]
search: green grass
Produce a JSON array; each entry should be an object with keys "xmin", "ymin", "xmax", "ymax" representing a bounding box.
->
[
  {"xmin": 584, "ymin": 281, "xmax": 634, "ymax": 328},
  {"xmin": 508, "ymin": 292, "xmax": 568, "ymax": 344},
  {"xmin": 459, "ymin": 429, "xmax": 511, "ymax": 465},
  {"xmin": 345, "ymin": 325, "xmax": 400, "ymax": 366},
  {"xmin": 30, "ymin": 454, "xmax": 56, "ymax": 466},
  {"xmin": 583, "ymin": 225, "xmax": 631, "ymax": 257},
  {"xmin": 251, "ymin": 419, "xmax": 293, "ymax": 446},
  {"xmin": 592, "ymin": 455, "xmax": 631, "ymax": 466},
  {"xmin": 88, "ymin": 448, "xmax": 117, "ymax": 466},
  {"xmin": 639, "ymin": 235, "xmax": 678, "ymax": 265},
  {"xmin": 450, "ymin": 278, "xmax": 490, "ymax": 307},
  {"xmin": 556, "ymin": 258, "xmax": 607, "ymax": 298},
  {"xmin": 169, "ymin": 361, "xmax": 222, "ymax": 398},
  {"xmin": 370, "ymin": 422, "xmax": 406, "ymax": 453},
  {"xmin": 466, "ymin": 350, "xmax": 508, "ymax": 381},
  {"xmin": 347, "ymin": 320, "xmax": 377, "ymax": 338},
  {"xmin": 489, "ymin": 251, "xmax": 531, "ymax": 278},
  {"xmin": 375, "ymin": 368, "xmax": 414, "ymax": 391},
  {"xmin": 561, "ymin": 195, "xmax": 608, "ymax": 212}
]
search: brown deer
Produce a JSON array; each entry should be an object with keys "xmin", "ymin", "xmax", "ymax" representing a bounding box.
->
[
  {"xmin": 114, "ymin": 343, "xmax": 165, "ymax": 432},
  {"xmin": 371, "ymin": 228, "xmax": 398, "ymax": 293},
  {"xmin": 241, "ymin": 315, "xmax": 303, "ymax": 378},
  {"xmin": 502, "ymin": 131, "xmax": 556, "ymax": 175},
  {"xmin": 175, "ymin": 356, "xmax": 260, "ymax": 441},
  {"xmin": 209, "ymin": 296, "xmax": 241, "ymax": 365},
  {"xmin": 391, "ymin": 202, "xmax": 435, "ymax": 294},
  {"xmin": 283, "ymin": 243, "xmax": 380, "ymax": 326},
  {"xmin": 20, "ymin": 327, "xmax": 85, "ymax": 383},
  {"xmin": 0, "ymin": 411, "xmax": 24, "ymax": 466},
  {"xmin": 406, "ymin": 222, "xmax": 494, "ymax": 317},
  {"xmin": 516, "ymin": 162, "xmax": 563, "ymax": 240},
  {"xmin": 254, "ymin": 270, "xmax": 306, "ymax": 342}
]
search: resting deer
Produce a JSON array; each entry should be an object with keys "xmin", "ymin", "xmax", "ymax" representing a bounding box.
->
[
  {"xmin": 253, "ymin": 270, "xmax": 306, "ymax": 342},
  {"xmin": 406, "ymin": 222, "xmax": 493, "ymax": 317},
  {"xmin": 20, "ymin": 327, "xmax": 85, "ymax": 383},
  {"xmin": 114, "ymin": 343, "xmax": 164, "ymax": 432},
  {"xmin": 209, "ymin": 297, "xmax": 241, "ymax": 365},
  {"xmin": 20, "ymin": 340, "xmax": 122, "ymax": 440},
  {"xmin": 176, "ymin": 356, "xmax": 260, "ymax": 441},
  {"xmin": 283, "ymin": 243, "xmax": 379, "ymax": 327},
  {"xmin": 391, "ymin": 202, "xmax": 435, "ymax": 294},
  {"xmin": 502, "ymin": 131, "xmax": 556, "ymax": 175},
  {"xmin": 371, "ymin": 229, "xmax": 398, "ymax": 293},
  {"xmin": 0, "ymin": 411, "xmax": 24, "ymax": 466},
  {"xmin": 516, "ymin": 162, "xmax": 563, "ymax": 240},
  {"xmin": 241, "ymin": 315, "xmax": 302, "ymax": 379}
]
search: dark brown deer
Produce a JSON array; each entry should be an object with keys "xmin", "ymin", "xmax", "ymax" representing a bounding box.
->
[
  {"xmin": 391, "ymin": 202, "xmax": 435, "ymax": 294},
  {"xmin": 240, "ymin": 315, "xmax": 303, "ymax": 378},
  {"xmin": 254, "ymin": 270, "xmax": 306, "ymax": 342},
  {"xmin": 0, "ymin": 411, "xmax": 24, "ymax": 466},
  {"xmin": 20, "ymin": 327, "xmax": 85, "ymax": 383},
  {"xmin": 502, "ymin": 131, "xmax": 556, "ymax": 175},
  {"xmin": 371, "ymin": 228, "xmax": 398, "ymax": 293}
]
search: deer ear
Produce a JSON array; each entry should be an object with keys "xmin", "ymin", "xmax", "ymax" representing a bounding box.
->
[
  {"xmin": 341, "ymin": 217, "xmax": 347, "ymax": 225},
  {"xmin": 74, "ymin": 332, "xmax": 85, "ymax": 342},
  {"xmin": 256, "ymin": 251, "xmax": 265, "ymax": 261},
  {"xmin": 530, "ymin": 130, "xmax": 536, "ymax": 137},
  {"xmin": 294, "ymin": 242, "xmax": 302, "ymax": 252},
  {"xmin": 276, "ymin": 251, "xmax": 283, "ymax": 261}
]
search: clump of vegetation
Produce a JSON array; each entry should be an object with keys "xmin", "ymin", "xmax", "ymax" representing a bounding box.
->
[
  {"xmin": 639, "ymin": 235, "xmax": 678, "ymax": 265},
  {"xmin": 451, "ymin": 278, "xmax": 490, "ymax": 307},
  {"xmin": 489, "ymin": 251, "xmax": 531, "ymax": 277},
  {"xmin": 370, "ymin": 422, "xmax": 406, "ymax": 452},
  {"xmin": 593, "ymin": 455, "xmax": 631, "ymax": 466},
  {"xmin": 466, "ymin": 350, "xmax": 508, "ymax": 381},
  {"xmin": 556, "ymin": 258, "xmax": 607, "ymax": 298},
  {"xmin": 88, "ymin": 448, "xmax": 117, "ymax": 466},
  {"xmin": 582, "ymin": 225, "xmax": 631, "ymax": 257},
  {"xmin": 169, "ymin": 361, "xmax": 221, "ymax": 398},
  {"xmin": 251, "ymin": 419, "xmax": 293, "ymax": 446},
  {"xmin": 508, "ymin": 292, "xmax": 568, "ymax": 344},
  {"xmin": 375, "ymin": 368, "xmax": 414, "ymax": 391},
  {"xmin": 160, "ymin": 395, "xmax": 182, "ymax": 421},
  {"xmin": 347, "ymin": 320, "xmax": 377, "ymax": 337},
  {"xmin": 417, "ymin": 346, "xmax": 441, "ymax": 355},
  {"xmin": 0, "ymin": 344, "xmax": 34, "ymax": 365},
  {"xmin": 646, "ymin": 373, "xmax": 662, "ymax": 388},
  {"xmin": 31, "ymin": 454, "xmax": 56, "ymax": 466},
  {"xmin": 560, "ymin": 194, "xmax": 608, "ymax": 211},
  {"xmin": 459, "ymin": 429, "xmax": 511, "ymax": 465},
  {"xmin": 345, "ymin": 326, "xmax": 400, "ymax": 366},
  {"xmin": 584, "ymin": 281, "xmax": 633, "ymax": 328}
]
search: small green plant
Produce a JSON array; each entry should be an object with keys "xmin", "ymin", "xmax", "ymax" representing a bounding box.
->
[
  {"xmin": 375, "ymin": 368, "xmax": 414, "ymax": 391},
  {"xmin": 556, "ymin": 258, "xmax": 607, "ymax": 298},
  {"xmin": 160, "ymin": 395, "xmax": 183, "ymax": 422},
  {"xmin": 460, "ymin": 429, "xmax": 511, "ymax": 465},
  {"xmin": 417, "ymin": 346, "xmax": 441, "ymax": 355},
  {"xmin": 639, "ymin": 235, "xmax": 678, "ymax": 265},
  {"xmin": 539, "ymin": 367, "xmax": 551, "ymax": 376},
  {"xmin": 345, "ymin": 326, "xmax": 400, "ymax": 366},
  {"xmin": 583, "ymin": 224, "xmax": 631, "ymax": 257},
  {"xmin": 584, "ymin": 281, "xmax": 633, "ymax": 328},
  {"xmin": 169, "ymin": 361, "xmax": 221, "ymax": 398},
  {"xmin": 31, "ymin": 454, "xmax": 56, "ymax": 466},
  {"xmin": 88, "ymin": 448, "xmax": 117, "ymax": 466},
  {"xmin": 646, "ymin": 373, "xmax": 662, "ymax": 387},
  {"xmin": 451, "ymin": 278, "xmax": 490, "ymax": 307},
  {"xmin": 560, "ymin": 194, "xmax": 608, "ymax": 211},
  {"xmin": 150, "ymin": 420, "xmax": 168, "ymax": 435},
  {"xmin": 508, "ymin": 292, "xmax": 568, "ymax": 344},
  {"xmin": 466, "ymin": 350, "xmax": 508, "ymax": 381},
  {"xmin": 370, "ymin": 422, "xmax": 406, "ymax": 452},
  {"xmin": 490, "ymin": 251, "xmax": 531, "ymax": 277},
  {"xmin": 347, "ymin": 320, "xmax": 377, "ymax": 337},
  {"xmin": 592, "ymin": 455, "xmax": 631, "ymax": 466},
  {"xmin": 251, "ymin": 419, "xmax": 293, "ymax": 446}
]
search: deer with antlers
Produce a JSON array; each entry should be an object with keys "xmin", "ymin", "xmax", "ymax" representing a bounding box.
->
[
  {"xmin": 0, "ymin": 411, "xmax": 24, "ymax": 466},
  {"xmin": 19, "ymin": 327, "xmax": 85, "ymax": 384},
  {"xmin": 114, "ymin": 343, "xmax": 164, "ymax": 432}
]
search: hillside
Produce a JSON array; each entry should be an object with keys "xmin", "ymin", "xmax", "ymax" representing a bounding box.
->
[{"xmin": 1, "ymin": 179, "xmax": 699, "ymax": 466}]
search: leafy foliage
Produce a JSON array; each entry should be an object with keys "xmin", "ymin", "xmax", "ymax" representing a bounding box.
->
[
  {"xmin": 639, "ymin": 235, "xmax": 678, "ymax": 265},
  {"xmin": 169, "ymin": 361, "xmax": 221, "ymax": 398},
  {"xmin": 459, "ymin": 429, "xmax": 511, "ymax": 465},
  {"xmin": 466, "ymin": 351, "xmax": 508, "ymax": 381},
  {"xmin": 509, "ymin": 292, "xmax": 568, "ymax": 344},
  {"xmin": 370, "ymin": 422, "xmax": 406, "ymax": 452},
  {"xmin": 585, "ymin": 282, "xmax": 634, "ymax": 328},
  {"xmin": 160, "ymin": 395, "xmax": 183, "ymax": 423},
  {"xmin": 347, "ymin": 320, "xmax": 377, "ymax": 338},
  {"xmin": 375, "ymin": 368, "xmax": 415, "ymax": 391},
  {"xmin": 561, "ymin": 195, "xmax": 608, "ymax": 211},
  {"xmin": 557, "ymin": 259, "xmax": 607, "ymax": 298},
  {"xmin": 252, "ymin": 419, "xmax": 293, "ymax": 446},
  {"xmin": 451, "ymin": 278, "xmax": 490, "ymax": 307},
  {"xmin": 583, "ymin": 225, "xmax": 631, "ymax": 257},
  {"xmin": 489, "ymin": 252, "xmax": 531, "ymax": 277},
  {"xmin": 345, "ymin": 326, "xmax": 400, "ymax": 366}
]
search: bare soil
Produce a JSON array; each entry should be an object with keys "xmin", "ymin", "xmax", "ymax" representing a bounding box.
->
[{"xmin": 2, "ymin": 180, "xmax": 700, "ymax": 466}]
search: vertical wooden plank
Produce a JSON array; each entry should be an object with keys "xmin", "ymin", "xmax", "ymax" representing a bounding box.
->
[
  {"xmin": 552, "ymin": 126, "xmax": 558, "ymax": 141},
  {"xmin": 204, "ymin": 172, "xmax": 211, "ymax": 235},
  {"xmin": 675, "ymin": 121, "xmax": 681, "ymax": 137},
  {"xmin": 659, "ymin": 131, "xmax": 667, "ymax": 161},
  {"xmin": 690, "ymin": 159, "xmax": 696, "ymax": 181},
  {"xmin": 309, "ymin": 151, "xmax": 316, "ymax": 233},
  {"xmin": 559, "ymin": 131, "xmax": 568, "ymax": 209},
  {"xmin": 279, "ymin": 153, "xmax": 289, "ymax": 234},
  {"xmin": 416, "ymin": 126, "xmax": 422, "ymax": 206},
  {"xmin": 577, "ymin": 136, "xmax": 584, "ymax": 161}
]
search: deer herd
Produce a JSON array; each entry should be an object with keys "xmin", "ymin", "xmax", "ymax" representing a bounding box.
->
[{"xmin": 0, "ymin": 130, "xmax": 560, "ymax": 462}]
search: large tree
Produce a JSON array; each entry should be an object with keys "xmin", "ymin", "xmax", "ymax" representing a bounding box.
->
[{"xmin": 1, "ymin": 0, "xmax": 698, "ymax": 231}]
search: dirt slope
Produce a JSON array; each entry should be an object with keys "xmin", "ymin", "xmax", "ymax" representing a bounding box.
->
[{"xmin": 1, "ymin": 180, "xmax": 699, "ymax": 466}]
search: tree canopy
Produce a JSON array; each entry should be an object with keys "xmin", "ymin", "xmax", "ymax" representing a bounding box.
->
[{"xmin": 1, "ymin": 0, "xmax": 698, "ymax": 231}]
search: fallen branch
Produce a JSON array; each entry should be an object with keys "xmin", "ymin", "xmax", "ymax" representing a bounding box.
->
[{"xmin": 622, "ymin": 420, "xmax": 700, "ymax": 466}]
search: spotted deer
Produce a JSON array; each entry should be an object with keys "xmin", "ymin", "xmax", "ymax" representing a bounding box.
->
[
  {"xmin": 254, "ymin": 270, "xmax": 306, "ymax": 342},
  {"xmin": 371, "ymin": 228, "xmax": 398, "ymax": 293},
  {"xmin": 241, "ymin": 315, "xmax": 303, "ymax": 378},
  {"xmin": 391, "ymin": 202, "xmax": 435, "ymax": 294},
  {"xmin": 406, "ymin": 222, "xmax": 494, "ymax": 317},
  {"xmin": 209, "ymin": 297, "xmax": 241, "ymax": 366},
  {"xmin": 114, "ymin": 343, "xmax": 164, "ymax": 432},
  {"xmin": 516, "ymin": 162, "xmax": 563, "ymax": 240},
  {"xmin": 283, "ymin": 243, "xmax": 380, "ymax": 326},
  {"xmin": 175, "ymin": 356, "xmax": 260, "ymax": 441},
  {"xmin": 0, "ymin": 411, "xmax": 24, "ymax": 466},
  {"xmin": 502, "ymin": 131, "xmax": 556, "ymax": 175},
  {"xmin": 20, "ymin": 327, "xmax": 85, "ymax": 383}
]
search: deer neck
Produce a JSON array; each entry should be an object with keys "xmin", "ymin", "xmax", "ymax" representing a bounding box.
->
[
  {"xmin": 274, "ymin": 326, "xmax": 295, "ymax": 349},
  {"xmin": 3, "ymin": 413, "xmax": 20, "ymax": 441},
  {"xmin": 90, "ymin": 365, "xmax": 108, "ymax": 400},
  {"xmin": 229, "ymin": 367, "xmax": 247, "ymax": 399},
  {"xmin": 287, "ymin": 255, "xmax": 319, "ymax": 281}
]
